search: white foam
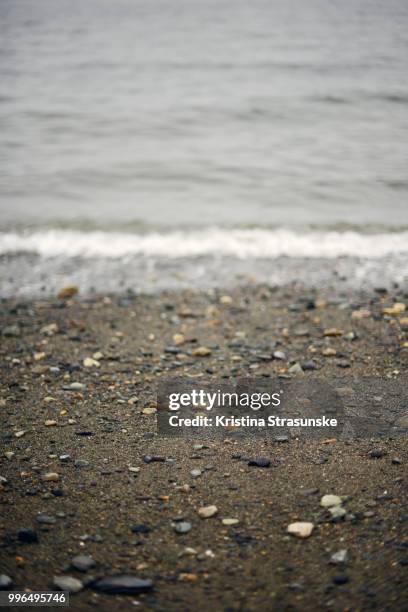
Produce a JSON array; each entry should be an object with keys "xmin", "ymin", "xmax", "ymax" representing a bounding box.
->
[{"xmin": 0, "ymin": 228, "xmax": 407, "ymax": 259}]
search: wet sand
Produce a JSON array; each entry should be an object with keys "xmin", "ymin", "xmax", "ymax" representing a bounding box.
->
[{"xmin": 0, "ymin": 285, "xmax": 407, "ymax": 611}]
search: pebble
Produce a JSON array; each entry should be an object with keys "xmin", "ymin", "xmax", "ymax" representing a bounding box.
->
[
  {"xmin": 131, "ymin": 525, "xmax": 151, "ymax": 534},
  {"xmin": 369, "ymin": 449, "xmax": 385, "ymax": 459},
  {"xmin": 330, "ymin": 549, "xmax": 348, "ymax": 565},
  {"xmin": 322, "ymin": 348, "xmax": 336, "ymax": 357},
  {"xmin": 288, "ymin": 362, "xmax": 303, "ymax": 374},
  {"xmin": 248, "ymin": 458, "xmax": 270, "ymax": 468},
  {"xmin": 332, "ymin": 574, "xmax": 349, "ymax": 585},
  {"xmin": 42, "ymin": 472, "xmax": 60, "ymax": 482},
  {"xmin": 143, "ymin": 455, "xmax": 165, "ymax": 463},
  {"xmin": 222, "ymin": 518, "xmax": 239, "ymax": 526},
  {"xmin": 74, "ymin": 460, "xmax": 89, "ymax": 468},
  {"xmin": 63, "ymin": 382, "xmax": 86, "ymax": 391},
  {"xmin": 302, "ymin": 360, "xmax": 317, "ymax": 370},
  {"xmin": 287, "ymin": 522, "xmax": 314, "ymax": 539},
  {"xmin": 320, "ymin": 494, "xmax": 342, "ymax": 508},
  {"xmin": 36, "ymin": 514, "xmax": 56, "ymax": 525},
  {"xmin": 197, "ymin": 505, "xmax": 218, "ymax": 518},
  {"xmin": 53, "ymin": 575, "xmax": 83, "ymax": 593},
  {"xmin": 174, "ymin": 521, "xmax": 192, "ymax": 534},
  {"xmin": 18, "ymin": 529, "xmax": 39, "ymax": 543},
  {"xmin": 15, "ymin": 430, "xmax": 27, "ymax": 438},
  {"xmin": 4, "ymin": 452, "xmax": 14, "ymax": 460},
  {"xmin": 382, "ymin": 303, "xmax": 405, "ymax": 315},
  {"xmin": 0, "ymin": 574, "xmax": 13, "ymax": 589},
  {"xmin": 274, "ymin": 436, "xmax": 289, "ymax": 443},
  {"xmin": 71, "ymin": 555, "xmax": 96, "ymax": 572},
  {"xmin": 44, "ymin": 420, "xmax": 57, "ymax": 427},
  {"xmin": 59, "ymin": 454, "xmax": 71, "ymax": 462},
  {"xmin": 391, "ymin": 458, "xmax": 402, "ymax": 465},
  {"xmin": 190, "ymin": 469, "xmax": 202, "ymax": 478},
  {"xmin": 90, "ymin": 575, "xmax": 153, "ymax": 594},
  {"xmin": 2, "ymin": 325, "xmax": 20, "ymax": 337},
  {"xmin": 83, "ymin": 357, "xmax": 100, "ymax": 368},
  {"xmin": 273, "ymin": 350, "xmax": 286, "ymax": 360},
  {"xmin": 324, "ymin": 328, "xmax": 344, "ymax": 337},
  {"xmin": 192, "ymin": 346, "xmax": 212, "ymax": 357},
  {"xmin": 57, "ymin": 286, "xmax": 78, "ymax": 299},
  {"xmin": 351, "ymin": 309, "xmax": 371, "ymax": 319},
  {"xmin": 142, "ymin": 406, "xmax": 157, "ymax": 415},
  {"xmin": 329, "ymin": 506, "xmax": 346, "ymax": 521}
]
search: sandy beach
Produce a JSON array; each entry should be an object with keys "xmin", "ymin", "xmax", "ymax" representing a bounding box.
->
[{"xmin": 0, "ymin": 285, "xmax": 407, "ymax": 611}]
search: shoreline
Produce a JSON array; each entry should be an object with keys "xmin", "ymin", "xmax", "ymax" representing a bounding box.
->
[{"xmin": 0, "ymin": 285, "xmax": 407, "ymax": 610}]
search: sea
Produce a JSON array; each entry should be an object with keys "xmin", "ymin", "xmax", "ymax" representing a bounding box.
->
[{"xmin": 1, "ymin": 0, "xmax": 407, "ymax": 296}]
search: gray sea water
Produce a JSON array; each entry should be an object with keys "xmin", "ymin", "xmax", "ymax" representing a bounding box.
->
[{"xmin": 0, "ymin": 0, "xmax": 407, "ymax": 296}]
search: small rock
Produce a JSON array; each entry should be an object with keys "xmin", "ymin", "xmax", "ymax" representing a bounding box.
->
[
  {"xmin": 302, "ymin": 360, "xmax": 317, "ymax": 371},
  {"xmin": 42, "ymin": 472, "xmax": 60, "ymax": 482},
  {"xmin": 391, "ymin": 457, "xmax": 402, "ymax": 465},
  {"xmin": 320, "ymin": 494, "xmax": 342, "ymax": 508},
  {"xmin": 274, "ymin": 436, "xmax": 289, "ymax": 443},
  {"xmin": 64, "ymin": 382, "xmax": 86, "ymax": 391},
  {"xmin": 71, "ymin": 555, "xmax": 96, "ymax": 572},
  {"xmin": 190, "ymin": 469, "xmax": 202, "ymax": 478},
  {"xmin": 0, "ymin": 574, "xmax": 13, "ymax": 589},
  {"xmin": 192, "ymin": 346, "xmax": 212, "ymax": 357},
  {"xmin": 174, "ymin": 522, "xmax": 192, "ymax": 534},
  {"xmin": 329, "ymin": 506, "xmax": 346, "ymax": 521},
  {"xmin": 369, "ymin": 449, "xmax": 385, "ymax": 459},
  {"xmin": 90, "ymin": 575, "xmax": 153, "ymax": 594},
  {"xmin": 324, "ymin": 328, "xmax": 344, "ymax": 337},
  {"xmin": 143, "ymin": 455, "xmax": 165, "ymax": 463},
  {"xmin": 288, "ymin": 362, "xmax": 303, "ymax": 375},
  {"xmin": 273, "ymin": 351, "xmax": 286, "ymax": 361},
  {"xmin": 322, "ymin": 347, "xmax": 337, "ymax": 357},
  {"xmin": 45, "ymin": 420, "xmax": 57, "ymax": 427},
  {"xmin": 15, "ymin": 430, "xmax": 27, "ymax": 438},
  {"xmin": 248, "ymin": 458, "xmax": 270, "ymax": 468},
  {"xmin": 57, "ymin": 286, "xmax": 78, "ymax": 299},
  {"xmin": 330, "ymin": 549, "xmax": 348, "ymax": 565},
  {"xmin": 332, "ymin": 574, "xmax": 349, "ymax": 585},
  {"xmin": 2, "ymin": 325, "xmax": 20, "ymax": 337},
  {"xmin": 142, "ymin": 406, "xmax": 157, "ymax": 415},
  {"xmin": 83, "ymin": 357, "xmax": 100, "ymax": 368},
  {"xmin": 4, "ymin": 451, "xmax": 14, "ymax": 460},
  {"xmin": 131, "ymin": 525, "xmax": 151, "ymax": 534},
  {"xmin": 59, "ymin": 454, "xmax": 71, "ymax": 462},
  {"xmin": 53, "ymin": 575, "xmax": 83, "ymax": 593},
  {"xmin": 287, "ymin": 522, "xmax": 314, "ymax": 539},
  {"xmin": 18, "ymin": 529, "xmax": 38, "ymax": 543},
  {"xmin": 351, "ymin": 309, "xmax": 371, "ymax": 319},
  {"xmin": 222, "ymin": 518, "xmax": 239, "ymax": 526},
  {"xmin": 197, "ymin": 505, "xmax": 218, "ymax": 518},
  {"xmin": 36, "ymin": 514, "xmax": 56, "ymax": 525},
  {"xmin": 382, "ymin": 303, "xmax": 405, "ymax": 316}
]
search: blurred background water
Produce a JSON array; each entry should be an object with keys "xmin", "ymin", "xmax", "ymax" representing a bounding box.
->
[{"xmin": 0, "ymin": 0, "xmax": 407, "ymax": 294}]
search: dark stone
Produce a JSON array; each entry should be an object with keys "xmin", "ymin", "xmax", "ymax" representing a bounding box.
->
[
  {"xmin": 18, "ymin": 529, "xmax": 38, "ymax": 543},
  {"xmin": 369, "ymin": 449, "xmax": 385, "ymax": 459},
  {"xmin": 90, "ymin": 575, "xmax": 153, "ymax": 595},
  {"xmin": 143, "ymin": 455, "xmax": 165, "ymax": 463},
  {"xmin": 248, "ymin": 458, "xmax": 270, "ymax": 468},
  {"xmin": 302, "ymin": 360, "xmax": 317, "ymax": 371},
  {"xmin": 131, "ymin": 525, "xmax": 151, "ymax": 534},
  {"xmin": 332, "ymin": 575, "xmax": 349, "ymax": 585}
]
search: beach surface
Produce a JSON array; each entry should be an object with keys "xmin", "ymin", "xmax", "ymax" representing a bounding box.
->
[{"xmin": 0, "ymin": 285, "xmax": 407, "ymax": 611}]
